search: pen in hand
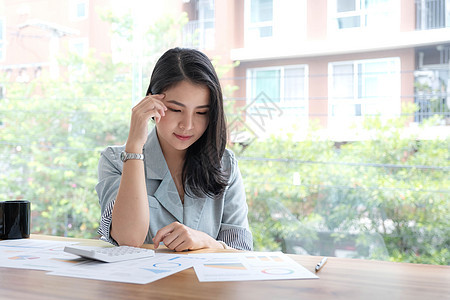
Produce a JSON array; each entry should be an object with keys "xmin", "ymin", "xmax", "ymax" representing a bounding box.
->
[{"xmin": 315, "ymin": 257, "xmax": 328, "ymax": 273}]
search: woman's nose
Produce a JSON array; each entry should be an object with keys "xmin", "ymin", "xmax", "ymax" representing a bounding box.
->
[{"xmin": 179, "ymin": 115, "xmax": 194, "ymax": 130}]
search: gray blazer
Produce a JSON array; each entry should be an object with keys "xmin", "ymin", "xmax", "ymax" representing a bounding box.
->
[{"xmin": 96, "ymin": 128, "xmax": 253, "ymax": 250}]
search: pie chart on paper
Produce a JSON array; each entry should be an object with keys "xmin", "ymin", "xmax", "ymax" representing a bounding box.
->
[{"xmin": 8, "ymin": 255, "xmax": 40, "ymax": 260}]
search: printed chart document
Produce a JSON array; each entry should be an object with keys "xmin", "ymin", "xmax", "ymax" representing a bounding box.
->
[
  {"xmin": 0, "ymin": 240, "xmax": 319, "ymax": 284},
  {"xmin": 191, "ymin": 252, "xmax": 319, "ymax": 282},
  {"xmin": 48, "ymin": 254, "xmax": 200, "ymax": 284},
  {"xmin": 0, "ymin": 239, "xmax": 86, "ymax": 271}
]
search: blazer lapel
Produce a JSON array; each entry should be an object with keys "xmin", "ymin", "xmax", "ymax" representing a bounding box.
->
[
  {"xmin": 153, "ymin": 173, "xmax": 184, "ymax": 223},
  {"xmin": 144, "ymin": 128, "xmax": 184, "ymax": 223},
  {"xmin": 183, "ymin": 193, "xmax": 208, "ymax": 230}
]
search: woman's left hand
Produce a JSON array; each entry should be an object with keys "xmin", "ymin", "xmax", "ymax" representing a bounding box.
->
[{"xmin": 152, "ymin": 222, "xmax": 223, "ymax": 251}]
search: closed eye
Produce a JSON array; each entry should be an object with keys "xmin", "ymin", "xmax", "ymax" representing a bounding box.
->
[
  {"xmin": 168, "ymin": 108, "xmax": 181, "ymax": 112},
  {"xmin": 197, "ymin": 111, "xmax": 208, "ymax": 115}
]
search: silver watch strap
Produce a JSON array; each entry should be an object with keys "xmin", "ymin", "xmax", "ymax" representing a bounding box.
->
[{"xmin": 121, "ymin": 151, "xmax": 144, "ymax": 162}]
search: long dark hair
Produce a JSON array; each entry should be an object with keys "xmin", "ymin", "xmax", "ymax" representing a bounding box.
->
[{"xmin": 146, "ymin": 47, "xmax": 228, "ymax": 198}]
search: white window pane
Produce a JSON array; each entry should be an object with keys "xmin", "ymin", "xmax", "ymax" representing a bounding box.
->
[
  {"xmin": 362, "ymin": 61, "xmax": 393, "ymax": 98},
  {"xmin": 251, "ymin": 0, "xmax": 273, "ymax": 23},
  {"xmin": 253, "ymin": 69, "xmax": 280, "ymax": 102},
  {"xmin": 364, "ymin": 0, "xmax": 394, "ymax": 28},
  {"xmin": 199, "ymin": 0, "xmax": 215, "ymax": 20},
  {"xmin": 259, "ymin": 26, "xmax": 272, "ymax": 37},
  {"xmin": 332, "ymin": 104, "xmax": 356, "ymax": 116},
  {"xmin": 284, "ymin": 68, "xmax": 305, "ymax": 105},
  {"xmin": 365, "ymin": 0, "xmax": 390, "ymax": 10},
  {"xmin": 77, "ymin": 2, "xmax": 86, "ymax": 18},
  {"xmin": 337, "ymin": 0, "xmax": 356, "ymax": 12},
  {"xmin": 332, "ymin": 64, "xmax": 354, "ymax": 99},
  {"xmin": 338, "ymin": 16, "xmax": 360, "ymax": 29}
]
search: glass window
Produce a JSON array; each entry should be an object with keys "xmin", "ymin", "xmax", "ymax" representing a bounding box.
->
[
  {"xmin": 246, "ymin": 66, "xmax": 308, "ymax": 135},
  {"xmin": 76, "ymin": 2, "xmax": 87, "ymax": 18},
  {"xmin": 197, "ymin": 0, "xmax": 215, "ymax": 49},
  {"xmin": 252, "ymin": 69, "xmax": 280, "ymax": 102},
  {"xmin": 329, "ymin": 58, "xmax": 400, "ymax": 119},
  {"xmin": 335, "ymin": 0, "xmax": 395, "ymax": 30},
  {"xmin": 1, "ymin": 0, "xmax": 448, "ymax": 268},
  {"xmin": 249, "ymin": 0, "xmax": 273, "ymax": 38},
  {"xmin": 284, "ymin": 67, "xmax": 306, "ymax": 105},
  {"xmin": 182, "ymin": 0, "xmax": 215, "ymax": 49},
  {"xmin": 337, "ymin": 0, "xmax": 356, "ymax": 12},
  {"xmin": 69, "ymin": 39, "xmax": 88, "ymax": 58},
  {"xmin": 71, "ymin": 0, "xmax": 88, "ymax": 20},
  {"xmin": 248, "ymin": 66, "xmax": 308, "ymax": 121}
]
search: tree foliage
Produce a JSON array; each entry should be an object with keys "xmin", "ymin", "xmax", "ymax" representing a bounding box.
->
[{"xmin": 231, "ymin": 110, "xmax": 449, "ymax": 265}]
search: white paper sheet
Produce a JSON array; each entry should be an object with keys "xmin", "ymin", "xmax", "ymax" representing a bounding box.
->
[
  {"xmin": 48, "ymin": 253, "xmax": 200, "ymax": 284},
  {"xmin": 0, "ymin": 240, "xmax": 319, "ymax": 284},
  {"xmin": 0, "ymin": 239, "xmax": 87, "ymax": 271},
  {"xmin": 191, "ymin": 252, "xmax": 319, "ymax": 282}
]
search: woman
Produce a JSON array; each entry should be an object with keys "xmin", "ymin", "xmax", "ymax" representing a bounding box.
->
[{"xmin": 96, "ymin": 47, "xmax": 253, "ymax": 251}]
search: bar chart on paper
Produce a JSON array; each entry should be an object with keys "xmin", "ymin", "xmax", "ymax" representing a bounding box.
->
[
  {"xmin": 192, "ymin": 252, "xmax": 319, "ymax": 282},
  {"xmin": 204, "ymin": 263, "xmax": 247, "ymax": 270}
]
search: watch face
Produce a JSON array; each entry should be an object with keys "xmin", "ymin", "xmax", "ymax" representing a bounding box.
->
[{"xmin": 120, "ymin": 151, "xmax": 126, "ymax": 162}]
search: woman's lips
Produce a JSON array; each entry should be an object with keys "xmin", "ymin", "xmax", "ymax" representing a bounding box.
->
[{"xmin": 174, "ymin": 133, "xmax": 192, "ymax": 141}]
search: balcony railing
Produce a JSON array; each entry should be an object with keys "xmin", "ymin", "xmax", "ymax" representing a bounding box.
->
[
  {"xmin": 414, "ymin": 66, "xmax": 450, "ymax": 124},
  {"xmin": 415, "ymin": 91, "xmax": 450, "ymax": 123},
  {"xmin": 415, "ymin": 0, "xmax": 450, "ymax": 30}
]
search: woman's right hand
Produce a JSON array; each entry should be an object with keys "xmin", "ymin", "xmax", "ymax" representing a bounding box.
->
[{"xmin": 126, "ymin": 94, "xmax": 167, "ymax": 153}]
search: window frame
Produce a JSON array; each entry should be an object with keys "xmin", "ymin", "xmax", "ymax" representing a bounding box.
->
[
  {"xmin": 328, "ymin": 57, "xmax": 401, "ymax": 124},
  {"xmin": 329, "ymin": 0, "xmax": 399, "ymax": 32},
  {"xmin": 246, "ymin": 64, "xmax": 309, "ymax": 114},
  {"xmin": 245, "ymin": 0, "xmax": 274, "ymax": 42},
  {"xmin": 70, "ymin": 0, "xmax": 89, "ymax": 21},
  {"xmin": 69, "ymin": 38, "xmax": 89, "ymax": 57}
]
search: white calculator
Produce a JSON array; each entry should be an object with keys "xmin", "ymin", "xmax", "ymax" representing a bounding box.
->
[{"xmin": 64, "ymin": 245, "xmax": 155, "ymax": 263}]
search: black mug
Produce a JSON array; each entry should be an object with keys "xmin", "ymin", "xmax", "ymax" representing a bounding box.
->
[{"xmin": 0, "ymin": 200, "xmax": 31, "ymax": 239}]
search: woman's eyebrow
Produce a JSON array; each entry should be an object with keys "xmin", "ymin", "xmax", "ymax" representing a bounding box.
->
[{"xmin": 167, "ymin": 100, "xmax": 210, "ymax": 109}]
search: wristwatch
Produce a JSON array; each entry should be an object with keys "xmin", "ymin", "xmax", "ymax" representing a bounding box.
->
[{"xmin": 120, "ymin": 151, "xmax": 144, "ymax": 162}]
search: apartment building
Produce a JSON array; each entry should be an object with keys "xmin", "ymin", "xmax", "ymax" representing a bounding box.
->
[
  {"xmin": 1, "ymin": 0, "xmax": 449, "ymax": 140},
  {"xmin": 0, "ymin": 0, "xmax": 113, "ymax": 85},
  {"xmin": 182, "ymin": 0, "xmax": 450, "ymax": 140}
]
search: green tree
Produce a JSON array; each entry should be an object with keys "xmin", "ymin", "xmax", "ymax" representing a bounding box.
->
[{"xmin": 234, "ymin": 107, "xmax": 449, "ymax": 264}]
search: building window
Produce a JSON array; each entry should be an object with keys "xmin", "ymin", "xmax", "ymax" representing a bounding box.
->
[
  {"xmin": 247, "ymin": 0, "xmax": 273, "ymax": 39},
  {"xmin": 71, "ymin": 0, "xmax": 88, "ymax": 20},
  {"xmin": 333, "ymin": 0, "xmax": 396, "ymax": 30},
  {"xmin": 329, "ymin": 58, "xmax": 400, "ymax": 121},
  {"xmin": 247, "ymin": 65, "xmax": 308, "ymax": 117},
  {"xmin": 0, "ymin": 18, "xmax": 4, "ymax": 61},
  {"xmin": 69, "ymin": 39, "xmax": 88, "ymax": 57},
  {"xmin": 182, "ymin": 0, "xmax": 215, "ymax": 50},
  {"xmin": 415, "ymin": 0, "xmax": 450, "ymax": 30}
]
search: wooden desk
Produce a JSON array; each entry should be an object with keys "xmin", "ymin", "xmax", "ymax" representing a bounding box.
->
[{"xmin": 0, "ymin": 235, "xmax": 449, "ymax": 300}]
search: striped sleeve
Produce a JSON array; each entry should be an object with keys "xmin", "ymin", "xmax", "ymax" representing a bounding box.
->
[
  {"xmin": 95, "ymin": 146, "xmax": 123, "ymax": 246},
  {"xmin": 217, "ymin": 150, "xmax": 253, "ymax": 251},
  {"xmin": 217, "ymin": 226, "xmax": 253, "ymax": 251},
  {"xmin": 97, "ymin": 199, "xmax": 118, "ymax": 246}
]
